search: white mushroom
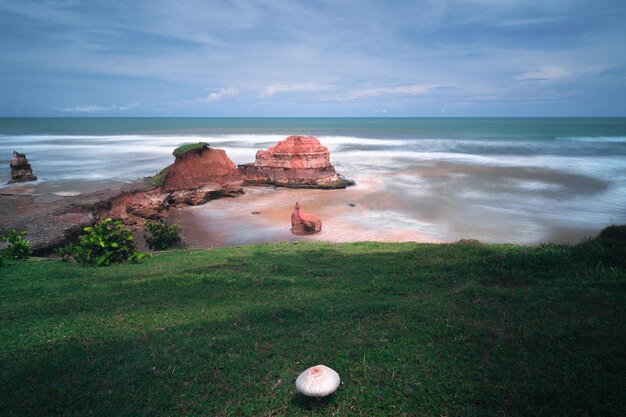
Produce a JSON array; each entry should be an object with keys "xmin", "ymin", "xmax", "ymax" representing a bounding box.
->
[{"xmin": 295, "ymin": 364, "xmax": 340, "ymax": 398}]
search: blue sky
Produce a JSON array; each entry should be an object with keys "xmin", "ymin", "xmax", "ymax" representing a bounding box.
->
[{"xmin": 1, "ymin": 0, "xmax": 625, "ymax": 116}]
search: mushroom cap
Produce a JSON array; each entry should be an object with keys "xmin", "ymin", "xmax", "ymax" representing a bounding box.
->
[{"xmin": 295, "ymin": 364, "xmax": 340, "ymax": 398}]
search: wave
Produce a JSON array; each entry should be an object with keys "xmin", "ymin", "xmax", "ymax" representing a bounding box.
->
[
  {"xmin": 2, "ymin": 134, "xmax": 626, "ymax": 184},
  {"xmin": 556, "ymin": 136, "xmax": 626, "ymax": 143},
  {"xmin": 0, "ymin": 133, "xmax": 412, "ymax": 146}
]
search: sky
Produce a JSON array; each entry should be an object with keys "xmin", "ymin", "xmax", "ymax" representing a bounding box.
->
[{"xmin": 1, "ymin": 0, "xmax": 626, "ymax": 117}]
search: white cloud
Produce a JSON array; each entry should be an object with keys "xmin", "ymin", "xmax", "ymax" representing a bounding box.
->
[
  {"xmin": 514, "ymin": 66, "xmax": 571, "ymax": 82},
  {"xmin": 260, "ymin": 83, "xmax": 329, "ymax": 97},
  {"xmin": 345, "ymin": 84, "xmax": 441, "ymax": 100},
  {"xmin": 62, "ymin": 103, "xmax": 139, "ymax": 113},
  {"xmin": 201, "ymin": 87, "xmax": 238, "ymax": 103},
  {"xmin": 62, "ymin": 105, "xmax": 105, "ymax": 113}
]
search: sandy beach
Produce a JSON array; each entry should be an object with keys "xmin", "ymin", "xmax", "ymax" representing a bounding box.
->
[{"xmin": 169, "ymin": 179, "xmax": 442, "ymax": 248}]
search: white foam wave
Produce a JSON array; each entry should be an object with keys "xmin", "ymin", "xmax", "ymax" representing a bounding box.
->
[
  {"xmin": 2, "ymin": 134, "xmax": 626, "ymax": 185},
  {"xmin": 335, "ymin": 150, "xmax": 626, "ymax": 178},
  {"xmin": 556, "ymin": 136, "xmax": 626, "ymax": 143},
  {"xmin": 0, "ymin": 133, "xmax": 413, "ymax": 147}
]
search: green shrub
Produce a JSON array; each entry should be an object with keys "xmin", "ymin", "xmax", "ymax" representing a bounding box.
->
[
  {"xmin": 54, "ymin": 244, "xmax": 77, "ymax": 262},
  {"xmin": 574, "ymin": 227, "xmax": 626, "ymax": 268},
  {"xmin": 0, "ymin": 256, "xmax": 8, "ymax": 267},
  {"xmin": 599, "ymin": 224, "xmax": 626, "ymax": 241},
  {"xmin": 73, "ymin": 218, "xmax": 145, "ymax": 266},
  {"xmin": 144, "ymin": 219, "xmax": 182, "ymax": 250},
  {"xmin": 1, "ymin": 230, "xmax": 32, "ymax": 260}
]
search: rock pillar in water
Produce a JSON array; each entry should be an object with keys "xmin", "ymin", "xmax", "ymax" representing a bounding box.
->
[
  {"xmin": 8, "ymin": 151, "xmax": 37, "ymax": 183},
  {"xmin": 291, "ymin": 202, "xmax": 322, "ymax": 235}
]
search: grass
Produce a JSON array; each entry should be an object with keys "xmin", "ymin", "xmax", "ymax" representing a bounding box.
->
[
  {"xmin": 1, "ymin": 232, "xmax": 625, "ymax": 416},
  {"xmin": 172, "ymin": 142, "xmax": 209, "ymax": 157},
  {"xmin": 147, "ymin": 165, "xmax": 171, "ymax": 188}
]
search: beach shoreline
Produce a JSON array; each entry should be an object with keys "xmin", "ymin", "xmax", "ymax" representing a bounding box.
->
[
  {"xmin": 1, "ymin": 118, "xmax": 624, "ymax": 247},
  {"xmin": 0, "ymin": 160, "xmax": 615, "ymax": 249}
]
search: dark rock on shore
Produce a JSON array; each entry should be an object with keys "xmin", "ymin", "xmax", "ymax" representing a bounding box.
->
[
  {"xmin": 0, "ymin": 194, "xmax": 94, "ymax": 255},
  {"xmin": 8, "ymin": 151, "xmax": 37, "ymax": 183}
]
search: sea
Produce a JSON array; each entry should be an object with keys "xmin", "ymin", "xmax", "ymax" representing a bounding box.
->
[{"xmin": 1, "ymin": 117, "xmax": 625, "ymax": 245}]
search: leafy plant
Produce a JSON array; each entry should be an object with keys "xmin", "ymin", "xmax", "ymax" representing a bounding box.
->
[
  {"xmin": 55, "ymin": 244, "xmax": 77, "ymax": 262},
  {"xmin": 144, "ymin": 219, "xmax": 182, "ymax": 250},
  {"xmin": 73, "ymin": 218, "xmax": 145, "ymax": 266},
  {"xmin": 0, "ymin": 255, "xmax": 8, "ymax": 267},
  {"xmin": 1, "ymin": 230, "xmax": 32, "ymax": 260}
]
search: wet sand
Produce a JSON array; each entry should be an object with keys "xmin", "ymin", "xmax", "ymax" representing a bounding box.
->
[
  {"xmin": 169, "ymin": 178, "xmax": 441, "ymax": 248},
  {"xmin": 169, "ymin": 160, "xmax": 613, "ymax": 247},
  {"xmin": 1, "ymin": 159, "xmax": 618, "ymax": 247}
]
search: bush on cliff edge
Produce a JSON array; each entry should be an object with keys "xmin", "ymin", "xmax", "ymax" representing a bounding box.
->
[
  {"xmin": 57, "ymin": 218, "xmax": 145, "ymax": 266},
  {"xmin": 144, "ymin": 219, "xmax": 182, "ymax": 250},
  {"xmin": 1, "ymin": 230, "xmax": 32, "ymax": 261},
  {"xmin": 573, "ymin": 224, "xmax": 626, "ymax": 268}
]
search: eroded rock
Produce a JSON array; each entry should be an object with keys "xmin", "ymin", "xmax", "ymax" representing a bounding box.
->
[
  {"xmin": 291, "ymin": 202, "xmax": 322, "ymax": 235},
  {"xmin": 239, "ymin": 136, "xmax": 354, "ymax": 189},
  {"xmin": 163, "ymin": 143, "xmax": 243, "ymax": 192},
  {"xmin": 8, "ymin": 151, "xmax": 37, "ymax": 183}
]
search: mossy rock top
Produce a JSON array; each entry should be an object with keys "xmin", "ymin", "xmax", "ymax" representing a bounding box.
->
[{"xmin": 173, "ymin": 142, "xmax": 209, "ymax": 157}]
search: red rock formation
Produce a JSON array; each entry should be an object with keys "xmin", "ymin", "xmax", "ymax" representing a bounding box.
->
[
  {"xmin": 291, "ymin": 202, "xmax": 322, "ymax": 235},
  {"xmin": 8, "ymin": 151, "xmax": 37, "ymax": 183},
  {"xmin": 98, "ymin": 144, "xmax": 245, "ymax": 227},
  {"xmin": 0, "ymin": 144, "xmax": 248, "ymax": 253},
  {"xmin": 239, "ymin": 136, "xmax": 354, "ymax": 189},
  {"xmin": 163, "ymin": 143, "xmax": 243, "ymax": 191}
]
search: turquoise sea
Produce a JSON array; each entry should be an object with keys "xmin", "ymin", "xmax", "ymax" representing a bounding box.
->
[{"xmin": 1, "ymin": 117, "xmax": 625, "ymax": 244}]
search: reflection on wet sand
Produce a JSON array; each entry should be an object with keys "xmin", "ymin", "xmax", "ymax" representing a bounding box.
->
[
  {"xmin": 169, "ymin": 179, "xmax": 441, "ymax": 248},
  {"xmin": 170, "ymin": 161, "xmax": 615, "ymax": 247}
]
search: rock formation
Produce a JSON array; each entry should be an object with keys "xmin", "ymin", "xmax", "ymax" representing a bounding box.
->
[
  {"xmin": 163, "ymin": 143, "xmax": 243, "ymax": 191},
  {"xmin": 291, "ymin": 202, "xmax": 322, "ymax": 235},
  {"xmin": 238, "ymin": 136, "xmax": 354, "ymax": 189},
  {"xmin": 99, "ymin": 143, "xmax": 245, "ymax": 227},
  {"xmin": 8, "ymin": 151, "xmax": 37, "ymax": 183},
  {"xmin": 0, "ymin": 143, "xmax": 248, "ymax": 253}
]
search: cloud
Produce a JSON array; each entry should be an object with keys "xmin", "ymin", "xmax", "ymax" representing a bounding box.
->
[
  {"xmin": 514, "ymin": 66, "xmax": 571, "ymax": 82},
  {"xmin": 345, "ymin": 84, "xmax": 442, "ymax": 100},
  {"xmin": 259, "ymin": 83, "xmax": 329, "ymax": 97},
  {"xmin": 200, "ymin": 87, "xmax": 238, "ymax": 103},
  {"xmin": 2, "ymin": 0, "xmax": 625, "ymax": 116},
  {"xmin": 61, "ymin": 103, "xmax": 139, "ymax": 113}
]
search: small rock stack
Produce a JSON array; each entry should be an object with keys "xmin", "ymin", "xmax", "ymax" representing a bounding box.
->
[
  {"xmin": 8, "ymin": 151, "xmax": 37, "ymax": 183},
  {"xmin": 291, "ymin": 202, "xmax": 322, "ymax": 235}
]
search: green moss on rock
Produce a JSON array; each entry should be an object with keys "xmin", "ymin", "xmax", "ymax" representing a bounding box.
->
[
  {"xmin": 173, "ymin": 142, "xmax": 209, "ymax": 157},
  {"xmin": 148, "ymin": 165, "xmax": 171, "ymax": 187}
]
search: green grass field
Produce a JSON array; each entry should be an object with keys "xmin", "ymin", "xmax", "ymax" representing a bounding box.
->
[{"xmin": 1, "ymin": 233, "xmax": 625, "ymax": 416}]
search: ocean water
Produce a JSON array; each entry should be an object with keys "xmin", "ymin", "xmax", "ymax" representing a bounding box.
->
[{"xmin": 1, "ymin": 117, "xmax": 625, "ymax": 244}]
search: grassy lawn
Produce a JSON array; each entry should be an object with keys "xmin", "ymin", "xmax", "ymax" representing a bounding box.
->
[{"xmin": 1, "ymin": 234, "xmax": 625, "ymax": 416}]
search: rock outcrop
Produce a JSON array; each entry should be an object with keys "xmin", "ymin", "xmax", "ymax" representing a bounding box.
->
[
  {"xmin": 8, "ymin": 151, "xmax": 37, "ymax": 183},
  {"xmin": 291, "ymin": 202, "xmax": 322, "ymax": 235},
  {"xmin": 0, "ymin": 194, "xmax": 94, "ymax": 255},
  {"xmin": 0, "ymin": 143, "xmax": 247, "ymax": 253},
  {"xmin": 238, "ymin": 136, "xmax": 354, "ymax": 189},
  {"xmin": 99, "ymin": 143, "xmax": 245, "ymax": 227},
  {"xmin": 163, "ymin": 143, "xmax": 243, "ymax": 191}
]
